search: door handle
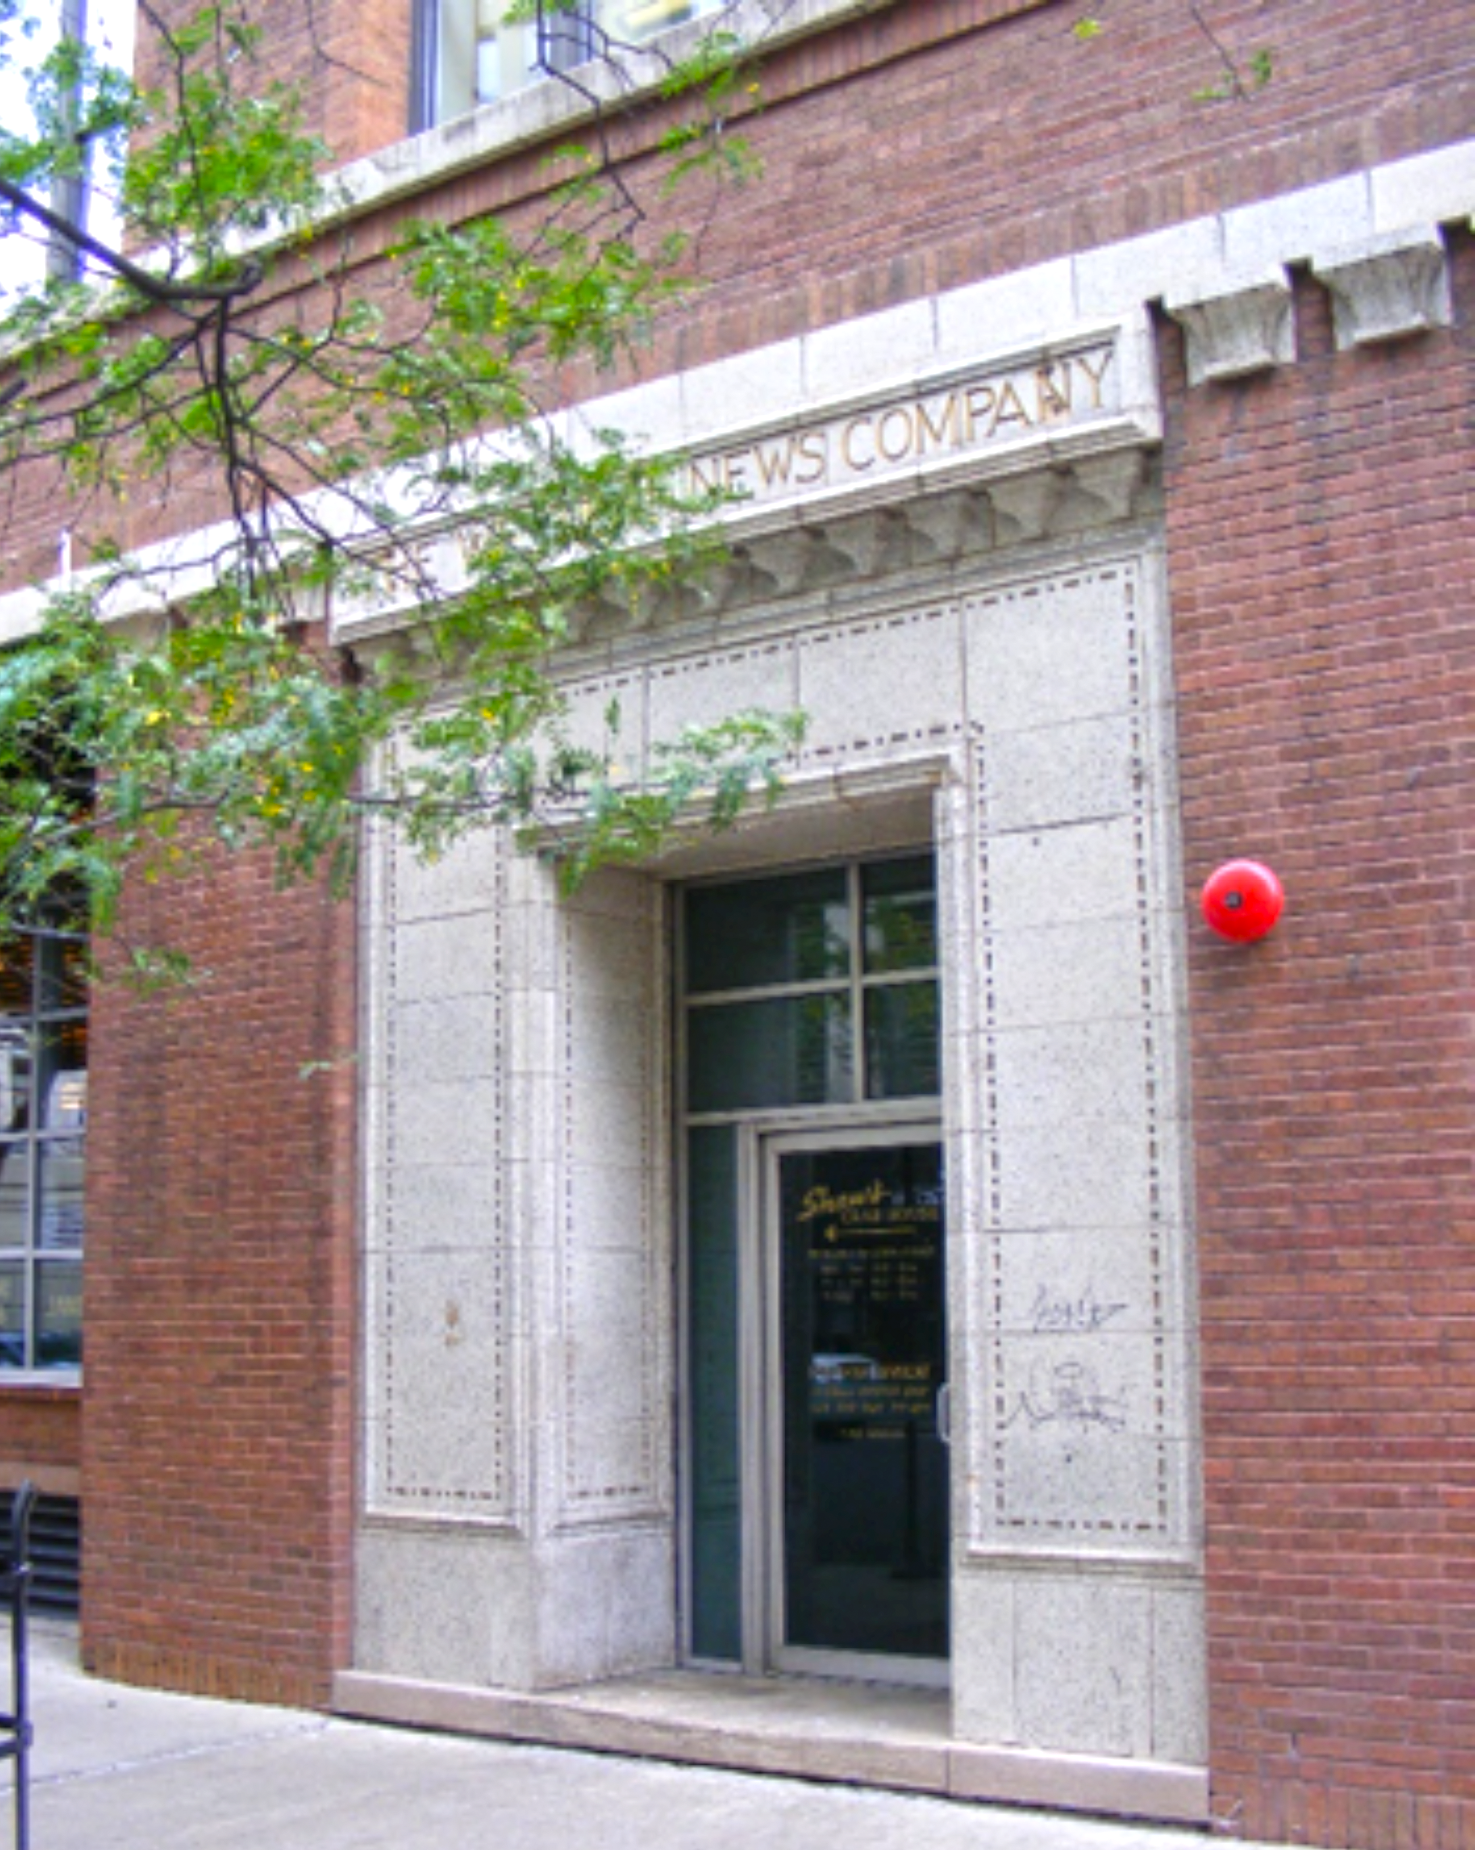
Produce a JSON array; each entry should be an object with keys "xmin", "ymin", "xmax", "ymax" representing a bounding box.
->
[{"xmin": 936, "ymin": 1382, "xmax": 951, "ymax": 1445}]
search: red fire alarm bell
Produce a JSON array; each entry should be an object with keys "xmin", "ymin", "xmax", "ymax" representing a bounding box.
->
[{"xmin": 1200, "ymin": 859, "xmax": 1284, "ymax": 943}]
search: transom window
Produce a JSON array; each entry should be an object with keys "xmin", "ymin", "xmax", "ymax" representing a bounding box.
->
[
  {"xmin": 415, "ymin": 0, "xmax": 722, "ymax": 128},
  {"xmin": 682, "ymin": 854, "xmax": 940, "ymax": 1117},
  {"xmin": 0, "ymin": 930, "xmax": 87, "ymax": 1372}
]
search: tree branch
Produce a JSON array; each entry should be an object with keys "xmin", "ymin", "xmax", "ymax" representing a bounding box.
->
[{"xmin": 0, "ymin": 173, "xmax": 263, "ymax": 307}]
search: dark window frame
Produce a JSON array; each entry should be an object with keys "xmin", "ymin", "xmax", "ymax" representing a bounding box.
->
[{"xmin": 0, "ymin": 925, "xmax": 87, "ymax": 1375}]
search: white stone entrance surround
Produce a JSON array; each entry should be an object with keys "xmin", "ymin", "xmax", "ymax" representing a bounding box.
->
[{"xmin": 331, "ymin": 140, "xmax": 1475, "ymax": 1824}]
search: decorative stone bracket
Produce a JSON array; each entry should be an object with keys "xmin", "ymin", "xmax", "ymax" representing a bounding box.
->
[
  {"xmin": 1165, "ymin": 229, "xmax": 1455, "ymax": 382},
  {"xmin": 1310, "ymin": 228, "xmax": 1452, "ymax": 348},
  {"xmin": 1163, "ymin": 270, "xmax": 1296, "ymax": 386}
]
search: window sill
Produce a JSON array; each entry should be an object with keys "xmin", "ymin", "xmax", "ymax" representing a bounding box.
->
[
  {"xmin": 0, "ymin": 1372, "xmax": 82, "ymax": 1399},
  {"xmin": 333, "ymin": 0, "xmax": 902, "ymax": 231}
]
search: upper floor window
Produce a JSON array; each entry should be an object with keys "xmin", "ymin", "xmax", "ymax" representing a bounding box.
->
[
  {"xmin": 0, "ymin": 0, "xmax": 135, "ymax": 302},
  {"xmin": 413, "ymin": 0, "xmax": 721, "ymax": 130},
  {"xmin": 0, "ymin": 928, "xmax": 87, "ymax": 1373}
]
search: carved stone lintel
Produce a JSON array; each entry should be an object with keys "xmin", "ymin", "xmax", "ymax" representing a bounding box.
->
[
  {"xmin": 1164, "ymin": 271, "xmax": 1295, "ymax": 386},
  {"xmin": 1311, "ymin": 230, "xmax": 1452, "ymax": 349}
]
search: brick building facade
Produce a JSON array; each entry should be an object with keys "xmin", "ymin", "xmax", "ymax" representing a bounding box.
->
[{"xmin": 0, "ymin": 2, "xmax": 1472, "ymax": 1845}]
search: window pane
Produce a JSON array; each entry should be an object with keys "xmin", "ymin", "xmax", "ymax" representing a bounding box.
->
[
  {"xmin": 38, "ymin": 934, "xmax": 89, "ymax": 1011},
  {"xmin": 0, "ymin": 1034, "xmax": 33, "ymax": 1137},
  {"xmin": 0, "ymin": 1143, "xmax": 27, "ymax": 1248},
  {"xmin": 0, "ymin": 929, "xmax": 88, "ymax": 1372},
  {"xmin": 864, "ymin": 982, "xmax": 940, "ymax": 1099},
  {"xmin": 38, "ymin": 1140, "xmax": 84, "ymax": 1252},
  {"xmin": 608, "ymin": 0, "xmax": 707, "ymax": 39},
  {"xmin": 539, "ymin": 1, "xmax": 594, "ymax": 68},
  {"xmin": 688, "ymin": 995, "xmax": 853, "ymax": 1112},
  {"xmin": 0, "ymin": 938, "xmax": 32, "ymax": 1016},
  {"xmin": 37, "ymin": 1260, "xmax": 81, "ymax": 1367},
  {"xmin": 863, "ymin": 856, "xmax": 937, "ymax": 974},
  {"xmin": 686, "ymin": 869, "xmax": 848, "ymax": 995},
  {"xmin": 0, "ymin": 1262, "xmax": 23, "ymax": 1367},
  {"xmin": 39, "ymin": 1055, "xmax": 86, "ymax": 1135}
]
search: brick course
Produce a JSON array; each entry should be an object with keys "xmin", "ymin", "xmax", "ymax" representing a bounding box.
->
[{"xmin": 0, "ymin": 1388, "xmax": 80, "ymax": 1494}]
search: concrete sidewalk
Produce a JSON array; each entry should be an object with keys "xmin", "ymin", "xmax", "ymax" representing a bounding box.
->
[{"xmin": 7, "ymin": 1621, "xmax": 1239, "ymax": 1850}]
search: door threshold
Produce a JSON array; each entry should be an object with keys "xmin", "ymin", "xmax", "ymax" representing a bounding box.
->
[
  {"xmin": 334, "ymin": 1663, "xmax": 1209, "ymax": 1823},
  {"xmin": 335, "ymin": 1662, "xmax": 951, "ymax": 1795}
]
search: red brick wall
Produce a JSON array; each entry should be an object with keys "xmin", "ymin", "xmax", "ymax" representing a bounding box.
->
[
  {"xmin": 647, "ymin": 0, "xmax": 1474, "ymax": 367},
  {"xmin": 1166, "ymin": 243, "xmax": 1475, "ymax": 1848},
  {"xmin": 128, "ymin": 0, "xmax": 1475, "ymax": 244},
  {"xmin": 129, "ymin": 0, "xmax": 413, "ymax": 172},
  {"xmin": 80, "ymin": 844, "xmax": 356, "ymax": 1707},
  {"xmin": 0, "ymin": 1388, "xmax": 80, "ymax": 1496}
]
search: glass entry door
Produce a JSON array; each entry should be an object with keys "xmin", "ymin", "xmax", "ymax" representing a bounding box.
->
[
  {"xmin": 679, "ymin": 853, "xmax": 946, "ymax": 1677},
  {"xmin": 767, "ymin": 1131, "xmax": 948, "ymax": 1681}
]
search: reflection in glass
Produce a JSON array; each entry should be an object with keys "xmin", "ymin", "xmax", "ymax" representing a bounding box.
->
[
  {"xmin": 0, "ymin": 939, "xmax": 32, "ymax": 1018},
  {"xmin": 611, "ymin": 0, "xmax": 711, "ymax": 41},
  {"xmin": 0, "ymin": 1033, "xmax": 32, "ymax": 1139},
  {"xmin": 780, "ymin": 1142, "xmax": 947, "ymax": 1660},
  {"xmin": 39, "ymin": 1140, "xmax": 85, "ymax": 1251},
  {"xmin": 36, "ymin": 1022, "xmax": 86, "ymax": 1115},
  {"xmin": 39, "ymin": 935, "xmax": 89, "ymax": 1012},
  {"xmin": 688, "ymin": 994, "xmax": 852, "ymax": 1113},
  {"xmin": 0, "ymin": 1262, "xmax": 21, "ymax": 1367},
  {"xmin": 0, "ymin": 1143, "xmax": 27, "ymax": 1248},
  {"xmin": 862, "ymin": 856, "xmax": 936, "ymax": 973},
  {"xmin": 37, "ymin": 1260, "xmax": 81, "ymax": 1366},
  {"xmin": 685, "ymin": 869, "xmax": 848, "ymax": 995},
  {"xmin": 0, "ymin": 929, "xmax": 87, "ymax": 1368},
  {"xmin": 864, "ymin": 983, "xmax": 940, "ymax": 1100},
  {"xmin": 433, "ymin": 0, "xmax": 721, "ymax": 124}
]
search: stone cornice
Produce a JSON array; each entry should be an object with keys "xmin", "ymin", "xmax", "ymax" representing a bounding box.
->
[
  {"xmin": 4, "ymin": 140, "xmax": 1472, "ymax": 646},
  {"xmin": 566, "ymin": 448, "xmax": 1158, "ymax": 646}
]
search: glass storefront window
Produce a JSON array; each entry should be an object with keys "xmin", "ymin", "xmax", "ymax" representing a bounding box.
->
[{"xmin": 0, "ymin": 930, "xmax": 87, "ymax": 1372}]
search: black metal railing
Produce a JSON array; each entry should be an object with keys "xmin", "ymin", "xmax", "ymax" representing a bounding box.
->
[{"xmin": 0, "ymin": 1483, "xmax": 35, "ymax": 1850}]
